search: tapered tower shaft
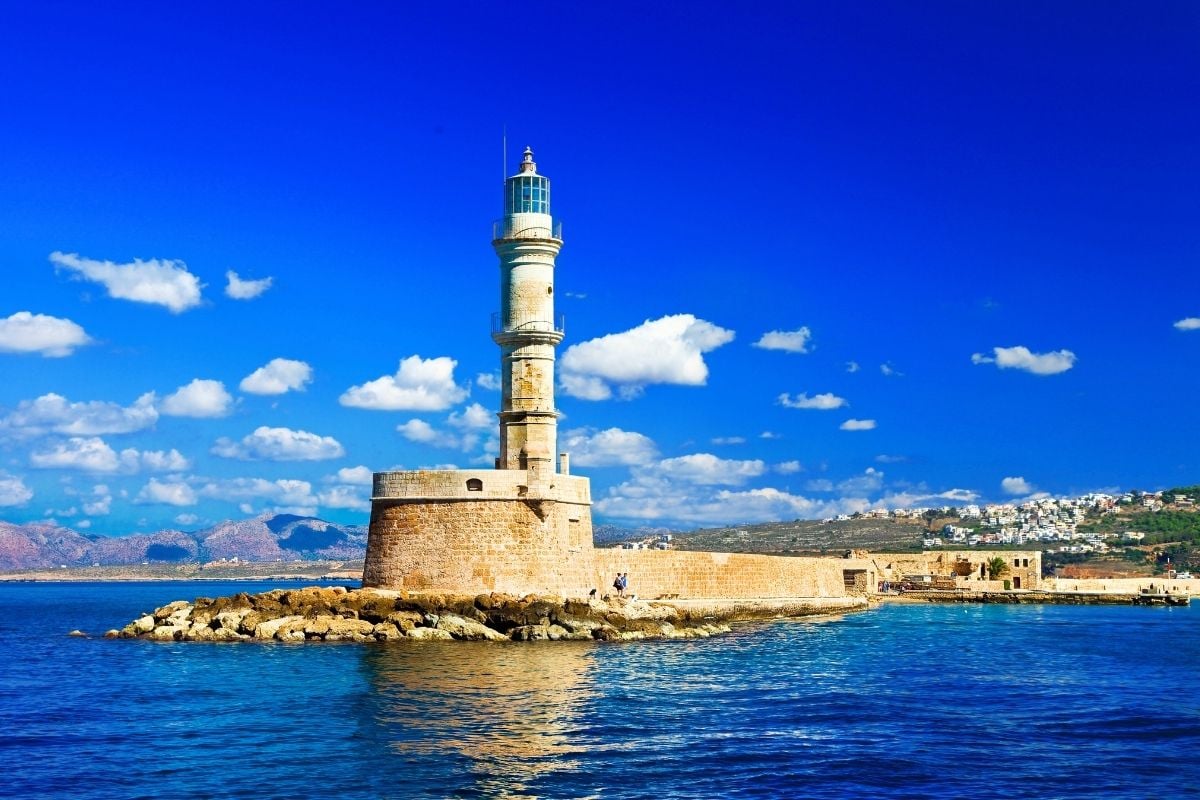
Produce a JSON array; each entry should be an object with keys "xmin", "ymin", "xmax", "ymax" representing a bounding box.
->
[{"xmin": 491, "ymin": 147, "xmax": 563, "ymax": 476}]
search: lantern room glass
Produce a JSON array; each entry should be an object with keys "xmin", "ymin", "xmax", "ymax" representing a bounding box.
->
[{"xmin": 505, "ymin": 175, "xmax": 549, "ymax": 214}]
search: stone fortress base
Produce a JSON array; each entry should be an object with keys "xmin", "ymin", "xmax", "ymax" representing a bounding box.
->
[{"xmin": 364, "ymin": 469, "xmax": 878, "ymax": 603}]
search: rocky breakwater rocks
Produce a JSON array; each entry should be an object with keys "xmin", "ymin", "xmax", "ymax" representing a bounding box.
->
[{"xmin": 107, "ymin": 586, "xmax": 733, "ymax": 643}]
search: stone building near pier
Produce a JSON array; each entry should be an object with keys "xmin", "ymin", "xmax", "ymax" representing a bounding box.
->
[{"xmin": 364, "ymin": 149, "xmax": 874, "ymax": 600}]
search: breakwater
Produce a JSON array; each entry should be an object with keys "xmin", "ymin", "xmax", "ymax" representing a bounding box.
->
[
  {"xmin": 895, "ymin": 589, "xmax": 1189, "ymax": 605},
  {"xmin": 106, "ymin": 586, "xmax": 865, "ymax": 643}
]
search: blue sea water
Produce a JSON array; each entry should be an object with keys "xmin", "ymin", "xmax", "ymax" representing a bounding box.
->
[{"xmin": 2, "ymin": 582, "xmax": 1199, "ymax": 800}]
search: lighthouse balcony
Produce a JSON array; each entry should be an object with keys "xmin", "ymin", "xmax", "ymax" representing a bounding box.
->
[
  {"xmin": 492, "ymin": 217, "xmax": 563, "ymax": 242},
  {"xmin": 491, "ymin": 312, "xmax": 565, "ymax": 336}
]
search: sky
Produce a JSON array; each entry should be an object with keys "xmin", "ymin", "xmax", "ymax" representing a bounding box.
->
[{"xmin": 0, "ymin": 2, "xmax": 1197, "ymax": 534}]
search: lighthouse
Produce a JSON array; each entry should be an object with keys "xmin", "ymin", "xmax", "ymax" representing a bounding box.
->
[
  {"xmin": 364, "ymin": 147, "xmax": 594, "ymax": 595},
  {"xmin": 492, "ymin": 147, "xmax": 564, "ymax": 480}
]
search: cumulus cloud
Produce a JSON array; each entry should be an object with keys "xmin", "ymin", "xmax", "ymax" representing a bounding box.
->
[
  {"xmin": 448, "ymin": 403, "xmax": 492, "ymax": 430},
  {"xmin": 940, "ymin": 488, "xmax": 980, "ymax": 502},
  {"xmin": 778, "ymin": 392, "xmax": 847, "ymax": 410},
  {"xmin": 161, "ymin": 379, "xmax": 233, "ymax": 418},
  {"xmin": 840, "ymin": 419, "xmax": 876, "ymax": 431},
  {"xmin": 325, "ymin": 465, "xmax": 373, "ymax": 486},
  {"xmin": 224, "ymin": 270, "xmax": 274, "ymax": 300},
  {"xmin": 0, "ymin": 472, "xmax": 33, "ymax": 506},
  {"xmin": 760, "ymin": 431, "xmax": 780, "ymax": 440},
  {"xmin": 753, "ymin": 327, "xmax": 812, "ymax": 354},
  {"xmin": 1174, "ymin": 318, "xmax": 1200, "ymax": 331},
  {"xmin": 29, "ymin": 437, "xmax": 190, "ymax": 473},
  {"xmin": 0, "ymin": 311, "xmax": 93, "ymax": 358},
  {"xmin": 559, "ymin": 427, "xmax": 658, "ymax": 467},
  {"xmin": 0, "ymin": 392, "xmax": 158, "ymax": 438},
  {"xmin": 880, "ymin": 363, "xmax": 902, "ymax": 377},
  {"xmin": 175, "ymin": 513, "xmax": 199, "ymax": 526},
  {"xmin": 136, "ymin": 478, "xmax": 197, "ymax": 506},
  {"xmin": 31, "ymin": 437, "xmax": 132, "ymax": 473},
  {"xmin": 317, "ymin": 485, "xmax": 370, "ymax": 512},
  {"xmin": 212, "ymin": 426, "xmax": 345, "ymax": 461},
  {"xmin": 239, "ymin": 358, "xmax": 312, "ymax": 395},
  {"xmin": 971, "ymin": 346, "xmax": 1076, "ymax": 376},
  {"xmin": 198, "ymin": 478, "xmax": 317, "ymax": 514},
  {"xmin": 140, "ymin": 449, "xmax": 191, "ymax": 472},
  {"xmin": 837, "ymin": 468, "xmax": 885, "ymax": 494},
  {"xmin": 82, "ymin": 485, "xmax": 111, "ymax": 516},
  {"xmin": 805, "ymin": 478, "xmax": 834, "ymax": 492},
  {"xmin": 1001, "ymin": 476, "xmax": 1035, "ymax": 495},
  {"xmin": 711, "ymin": 436, "xmax": 746, "ymax": 445},
  {"xmin": 397, "ymin": 419, "xmax": 463, "ymax": 449},
  {"xmin": 50, "ymin": 251, "xmax": 203, "ymax": 313},
  {"xmin": 845, "ymin": 361, "xmax": 860, "ymax": 373},
  {"xmin": 775, "ymin": 460, "xmax": 803, "ymax": 474},
  {"xmin": 476, "ymin": 372, "xmax": 501, "ymax": 391},
  {"xmin": 654, "ymin": 453, "xmax": 766, "ymax": 486},
  {"xmin": 559, "ymin": 314, "xmax": 735, "ymax": 400},
  {"xmin": 340, "ymin": 355, "xmax": 468, "ymax": 411}
]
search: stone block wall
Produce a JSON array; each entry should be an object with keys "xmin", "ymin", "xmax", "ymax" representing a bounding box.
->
[{"xmin": 591, "ymin": 550, "xmax": 874, "ymax": 599}]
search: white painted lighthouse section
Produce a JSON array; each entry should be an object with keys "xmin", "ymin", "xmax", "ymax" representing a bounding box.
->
[{"xmin": 492, "ymin": 148, "xmax": 564, "ymax": 477}]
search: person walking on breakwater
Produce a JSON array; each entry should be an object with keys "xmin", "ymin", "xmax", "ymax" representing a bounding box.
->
[{"xmin": 613, "ymin": 573, "xmax": 624, "ymax": 598}]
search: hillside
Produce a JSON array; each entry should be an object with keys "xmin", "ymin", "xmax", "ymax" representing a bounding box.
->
[
  {"xmin": 0, "ymin": 515, "xmax": 368, "ymax": 571},
  {"xmin": 664, "ymin": 518, "xmax": 927, "ymax": 554}
]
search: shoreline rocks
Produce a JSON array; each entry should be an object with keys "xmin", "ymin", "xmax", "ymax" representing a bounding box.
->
[{"xmin": 106, "ymin": 586, "xmax": 738, "ymax": 643}]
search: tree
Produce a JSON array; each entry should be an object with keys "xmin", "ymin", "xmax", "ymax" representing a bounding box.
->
[{"xmin": 987, "ymin": 556, "xmax": 1010, "ymax": 580}]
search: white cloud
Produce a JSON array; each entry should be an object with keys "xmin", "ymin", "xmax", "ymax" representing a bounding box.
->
[
  {"xmin": 845, "ymin": 361, "xmax": 860, "ymax": 373},
  {"xmin": 175, "ymin": 513, "xmax": 199, "ymax": 526},
  {"xmin": 317, "ymin": 485, "xmax": 370, "ymax": 512},
  {"xmin": 778, "ymin": 392, "xmax": 847, "ymax": 410},
  {"xmin": 1174, "ymin": 317, "xmax": 1200, "ymax": 331},
  {"xmin": 840, "ymin": 419, "xmax": 876, "ymax": 431},
  {"xmin": 325, "ymin": 465, "xmax": 373, "ymax": 486},
  {"xmin": 136, "ymin": 478, "xmax": 197, "ymax": 506},
  {"xmin": 880, "ymin": 363, "xmax": 902, "ymax": 377},
  {"xmin": 398, "ymin": 419, "xmax": 459, "ymax": 447},
  {"xmin": 199, "ymin": 478, "xmax": 317, "ymax": 512},
  {"xmin": 760, "ymin": 431, "xmax": 780, "ymax": 440},
  {"xmin": 76, "ymin": 519, "xmax": 92, "ymax": 529},
  {"xmin": 0, "ymin": 473, "xmax": 33, "ymax": 506},
  {"xmin": 972, "ymin": 346, "xmax": 1076, "ymax": 376},
  {"xmin": 775, "ymin": 460, "xmax": 803, "ymax": 474},
  {"xmin": 560, "ymin": 427, "xmax": 658, "ymax": 467},
  {"xmin": 448, "ymin": 403, "xmax": 492, "ymax": 430},
  {"xmin": 805, "ymin": 479, "xmax": 834, "ymax": 492},
  {"xmin": 753, "ymin": 327, "xmax": 812, "ymax": 354},
  {"xmin": 161, "ymin": 379, "xmax": 233, "ymax": 418},
  {"xmin": 654, "ymin": 453, "xmax": 766, "ymax": 486},
  {"xmin": 340, "ymin": 355, "xmax": 468, "ymax": 411},
  {"xmin": 239, "ymin": 358, "xmax": 312, "ymax": 395},
  {"xmin": 711, "ymin": 436, "xmax": 746, "ymax": 445},
  {"xmin": 140, "ymin": 449, "xmax": 191, "ymax": 472},
  {"xmin": 875, "ymin": 454, "xmax": 907, "ymax": 464},
  {"xmin": 1001, "ymin": 476, "xmax": 1035, "ymax": 495},
  {"xmin": 224, "ymin": 270, "xmax": 274, "ymax": 300},
  {"xmin": 837, "ymin": 468, "xmax": 884, "ymax": 494},
  {"xmin": 29, "ymin": 437, "xmax": 188, "ymax": 474},
  {"xmin": 212, "ymin": 426, "xmax": 345, "ymax": 461},
  {"xmin": 50, "ymin": 251, "xmax": 203, "ymax": 313},
  {"xmin": 82, "ymin": 485, "xmax": 111, "ymax": 516},
  {"xmin": 0, "ymin": 311, "xmax": 93, "ymax": 357},
  {"xmin": 0, "ymin": 392, "xmax": 158, "ymax": 438},
  {"xmin": 31, "ymin": 437, "xmax": 131, "ymax": 473},
  {"xmin": 476, "ymin": 372, "xmax": 501, "ymax": 391},
  {"xmin": 559, "ymin": 314, "xmax": 735, "ymax": 400},
  {"xmin": 940, "ymin": 488, "xmax": 980, "ymax": 502}
]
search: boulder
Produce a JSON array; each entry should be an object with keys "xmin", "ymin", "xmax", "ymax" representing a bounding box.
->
[
  {"xmin": 148, "ymin": 625, "xmax": 184, "ymax": 641},
  {"xmin": 406, "ymin": 627, "xmax": 454, "ymax": 641},
  {"xmin": 435, "ymin": 614, "xmax": 508, "ymax": 642},
  {"xmin": 153, "ymin": 600, "xmax": 190, "ymax": 621},
  {"xmin": 253, "ymin": 615, "xmax": 306, "ymax": 641},
  {"xmin": 68, "ymin": 629, "xmax": 86, "ymax": 638},
  {"xmin": 212, "ymin": 627, "xmax": 248, "ymax": 642},
  {"xmin": 322, "ymin": 617, "xmax": 375, "ymax": 641},
  {"xmin": 104, "ymin": 630, "xmax": 120, "ymax": 639},
  {"xmin": 510, "ymin": 625, "xmax": 552, "ymax": 641},
  {"xmin": 188, "ymin": 624, "xmax": 215, "ymax": 641},
  {"xmin": 133, "ymin": 615, "xmax": 155, "ymax": 634},
  {"xmin": 385, "ymin": 611, "xmax": 423, "ymax": 631},
  {"xmin": 213, "ymin": 611, "xmax": 244, "ymax": 632},
  {"xmin": 372, "ymin": 622, "xmax": 405, "ymax": 641}
]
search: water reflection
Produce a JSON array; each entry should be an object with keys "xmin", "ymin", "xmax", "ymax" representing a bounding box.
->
[{"xmin": 360, "ymin": 642, "xmax": 601, "ymax": 798}]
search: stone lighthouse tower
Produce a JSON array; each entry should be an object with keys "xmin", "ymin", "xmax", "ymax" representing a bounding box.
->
[
  {"xmin": 493, "ymin": 147, "xmax": 563, "ymax": 484},
  {"xmin": 363, "ymin": 148, "xmax": 594, "ymax": 596}
]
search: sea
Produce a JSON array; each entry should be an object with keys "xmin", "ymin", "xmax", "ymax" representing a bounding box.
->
[{"xmin": 2, "ymin": 581, "xmax": 1199, "ymax": 800}]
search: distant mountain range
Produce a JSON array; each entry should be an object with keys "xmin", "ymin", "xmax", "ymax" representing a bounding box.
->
[
  {"xmin": 0, "ymin": 515, "xmax": 369, "ymax": 571},
  {"xmin": 0, "ymin": 516, "xmax": 658, "ymax": 571}
]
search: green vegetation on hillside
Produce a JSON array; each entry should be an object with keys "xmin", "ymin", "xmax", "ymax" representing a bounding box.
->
[
  {"xmin": 1081, "ymin": 511, "xmax": 1200, "ymax": 545},
  {"xmin": 1161, "ymin": 485, "xmax": 1200, "ymax": 504}
]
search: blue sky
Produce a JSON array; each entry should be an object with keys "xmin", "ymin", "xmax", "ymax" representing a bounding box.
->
[{"xmin": 1, "ymin": 2, "xmax": 1197, "ymax": 533}]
